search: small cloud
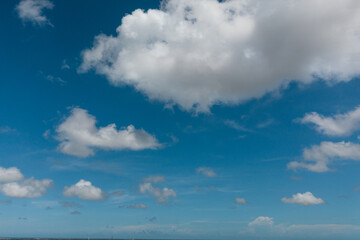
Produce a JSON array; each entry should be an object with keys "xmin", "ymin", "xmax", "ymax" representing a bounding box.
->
[
  {"xmin": 248, "ymin": 216, "xmax": 274, "ymax": 227},
  {"xmin": 139, "ymin": 182, "xmax": 176, "ymax": 205},
  {"xmin": 61, "ymin": 60, "xmax": 70, "ymax": 70},
  {"xmin": 45, "ymin": 75, "xmax": 66, "ymax": 85},
  {"xmin": 63, "ymin": 179, "xmax": 106, "ymax": 201},
  {"xmin": 197, "ymin": 167, "xmax": 217, "ymax": 177},
  {"xmin": 281, "ymin": 192, "xmax": 325, "ymax": 206},
  {"xmin": 16, "ymin": 0, "xmax": 54, "ymax": 27},
  {"xmin": 0, "ymin": 167, "xmax": 52, "ymax": 199},
  {"xmin": 0, "ymin": 126, "xmax": 17, "ymax": 134},
  {"xmin": 144, "ymin": 175, "xmax": 165, "ymax": 183},
  {"xmin": 257, "ymin": 119, "xmax": 276, "ymax": 128},
  {"xmin": 43, "ymin": 129, "xmax": 51, "ymax": 139},
  {"xmin": 70, "ymin": 210, "xmax": 81, "ymax": 215},
  {"xmin": 234, "ymin": 197, "xmax": 247, "ymax": 204},
  {"xmin": 224, "ymin": 120, "xmax": 254, "ymax": 133},
  {"xmin": 55, "ymin": 107, "xmax": 160, "ymax": 157}
]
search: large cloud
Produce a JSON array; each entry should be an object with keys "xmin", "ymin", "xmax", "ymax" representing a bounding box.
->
[
  {"xmin": 63, "ymin": 179, "xmax": 106, "ymax": 201},
  {"xmin": 56, "ymin": 107, "xmax": 160, "ymax": 157},
  {"xmin": 282, "ymin": 192, "xmax": 325, "ymax": 206},
  {"xmin": 139, "ymin": 182, "xmax": 176, "ymax": 204},
  {"xmin": 16, "ymin": 0, "xmax": 54, "ymax": 27},
  {"xmin": 0, "ymin": 178, "xmax": 53, "ymax": 198},
  {"xmin": 288, "ymin": 141, "xmax": 360, "ymax": 172},
  {"xmin": 0, "ymin": 167, "xmax": 24, "ymax": 183},
  {"xmin": 80, "ymin": 0, "xmax": 360, "ymax": 112},
  {"xmin": 299, "ymin": 106, "xmax": 360, "ymax": 136}
]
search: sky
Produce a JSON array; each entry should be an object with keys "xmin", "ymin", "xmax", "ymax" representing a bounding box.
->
[{"xmin": 1, "ymin": 0, "xmax": 360, "ymax": 239}]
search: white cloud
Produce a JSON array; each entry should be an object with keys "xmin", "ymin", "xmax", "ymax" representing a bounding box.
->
[
  {"xmin": 80, "ymin": 0, "xmax": 360, "ymax": 112},
  {"xmin": 282, "ymin": 192, "xmax": 325, "ymax": 206},
  {"xmin": 288, "ymin": 141, "xmax": 360, "ymax": 172},
  {"xmin": 139, "ymin": 182, "xmax": 176, "ymax": 204},
  {"xmin": 299, "ymin": 106, "xmax": 360, "ymax": 136},
  {"xmin": 56, "ymin": 107, "xmax": 160, "ymax": 157},
  {"xmin": 0, "ymin": 178, "xmax": 53, "ymax": 198},
  {"xmin": 234, "ymin": 197, "xmax": 247, "ymax": 204},
  {"xmin": 197, "ymin": 167, "xmax": 217, "ymax": 177},
  {"xmin": 144, "ymin": 175, "xmax": 165, "ymax": 183},
  {"xmin": 0, "ymin": 167, "xmax": 24, "ymax": 183},
  {"xmin": 63, "ymin": 179, "xmax": 106, "ymax": 201},
  {"xmin": 248, "ymin": 216, "xmax": 274, "ymax": 227},
  {"xmin": 16, "ymin": 0, "xmax": 54, "ymax": 27}
]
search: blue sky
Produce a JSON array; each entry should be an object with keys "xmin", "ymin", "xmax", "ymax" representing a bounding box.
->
[{"xmin": 1, "ymin": 0, "xmax": 360, "ymax": 239}]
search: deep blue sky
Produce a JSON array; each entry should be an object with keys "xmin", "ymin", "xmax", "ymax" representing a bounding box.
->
[{"xmin": 1, "ymin": 0, "xmax": 360, "ymax": 239}]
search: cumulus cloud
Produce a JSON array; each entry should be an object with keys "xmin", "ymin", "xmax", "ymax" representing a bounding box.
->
[
  {"xmin": 143, "ymin": 175, "xmax": 165, "ymax": 183},
  {"xmin": 16, "ymin": 0, "xmax": 54, "ymax": 27},
  {"xmin": 139, "ymin": 182, "xmax": 176, "ymax": 204},
  {"xmin": 282, "ymin": 192, "xmax": 325, "ymax": 206},
  {"xmin": 197, "ymin": 167, "xmax": 217, "ymax": 177},
  {"xmin": 299, "ymin": 106, "xmax": 360, "ymax": 136},
  {"xmin": 56, "ymin": 107, "xmax": 160, "ymax": 157},
  {"xmin": 0, "ymin": 178, "xmax": 53, "ymax": 198},
  {"xmin": 63, "ymin": 179, "xmax": 106, "ymax": 201},
  {"xmin": 0, "ymin": 167, "xmax": 24, "ymax": 183},
  {"xmin": 234, "ymin": 197, "xmax": 247, "ymax": 204},
  {"xmin": 248, "ymin": 216, "xmax": 274, "ymax": 227},
  {"xmin": 288, "ymin": 141, "xmax": 360, "ymax": 172},
  {"xmin": 80, "ymin": 0, "xmax": 360, "ymax": 112}
]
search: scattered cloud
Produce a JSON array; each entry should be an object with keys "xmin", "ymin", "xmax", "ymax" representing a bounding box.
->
[
  {"xmin": 248, "ymin": 216, "xmax": 274, "ymax": 227},
  {"xmin": 299, "ymin": 106, "xmax": 360, "ymax": 136},
  {"xmin": 45, "ymin": 75, "xmax": 66, "ymax": 85},
  {"xmin": 42, "ymin": 129, "xmax": 51, "ymax": 139},
  {"xmin": 0, "ymin": 167, "xmax": 24, "ymax": 183},
  {"xmin": 197, "ymin": 167, "xmax": 217, "ymax": 177},
  {"xmin": 61, "ymin": 60, "xmax": 70, "ymax": 70},
  {"xmin": 0, "ymin": 178, "xmax": 53, "ymax": 198},
  {"xmin": 0, "ymin": 126, "xmax": 17, "ymax": 134},
  {"xmin": 224, "ymin": 120, "xmax": 254, "ymax": 133},
  {"xmin": 80, "ymin": 0, "xmax": 360, "ymax": 112},
  {"xmin": 282, "ymin": 192, "xmax": 325, "ymax": 206},
  {"xmin": 234, "ymin": 197, "xmax": 247, "ymax": 204},
  {"xmin": 144, "ymin": 175, "xmax": 165, "ymax": 183},
  {"xmin": 16, "ymin": 0, "xmax": 54, "ymax": 27},
  {"xmin": 139, "ymin": 182, "xmax": 176, "ymax": 204},
  {"xmin": 63, "ymin": 179, "xmax": 106, "ymax": 201},
  {"xmin": 288, "ymin": 141, "xmax": 360, "ymax": 172},
  {"xmin": 55, "ymin": 107, "xmax": 161, "ymax": 157}
]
